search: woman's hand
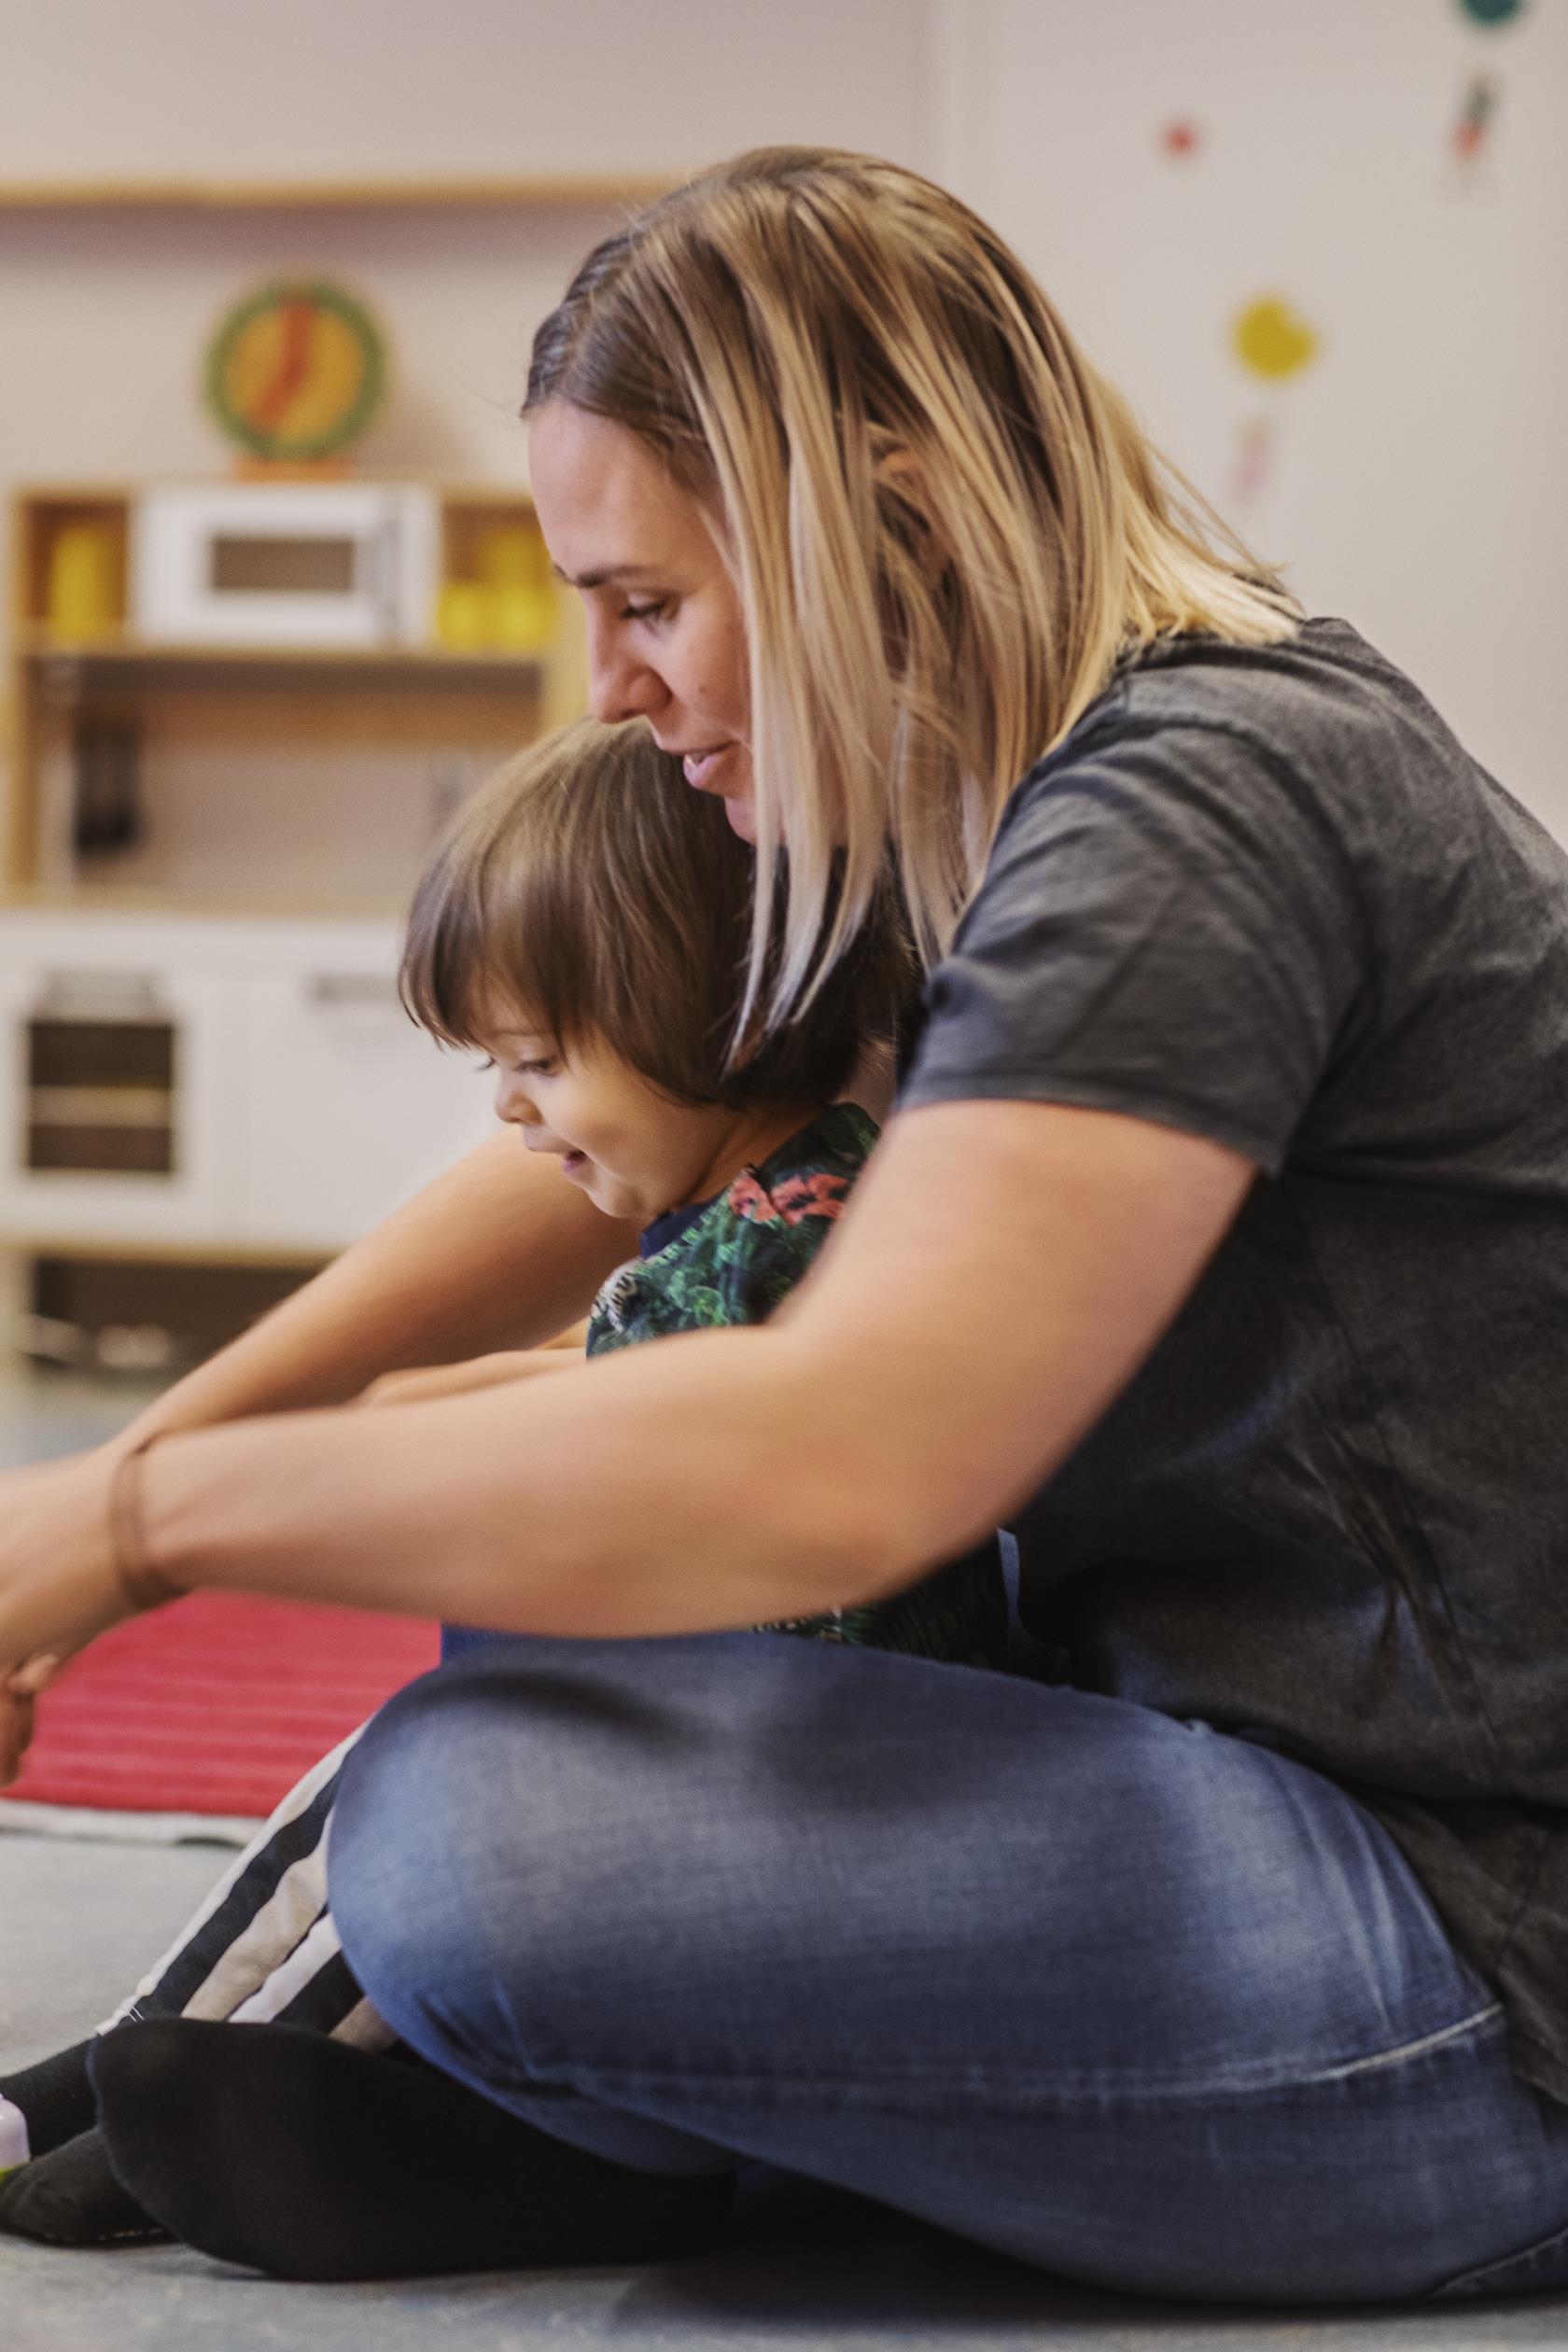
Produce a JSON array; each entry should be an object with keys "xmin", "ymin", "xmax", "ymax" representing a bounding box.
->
[
  {"xmin": 0, "ymin": 1447, "xmax": 132, "ymax": 1786},
  {"xmin": 356, "ymin": 1349, "xmax": 587, "ymax": 1411},
  {"xmin": 0, "ymin": 1687, "xmax": 35, "ymax": 1787}
]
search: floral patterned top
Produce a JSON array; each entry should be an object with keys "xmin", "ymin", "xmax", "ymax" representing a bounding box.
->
[{"xmin": 587, "ymin": 1102, "xmax": 1010, "ymax": 1671}]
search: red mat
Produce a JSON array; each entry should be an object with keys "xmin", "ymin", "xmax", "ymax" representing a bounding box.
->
[{"xmin": 1, "ymin": 1593, "xmax": 440, "ymax": 1821}]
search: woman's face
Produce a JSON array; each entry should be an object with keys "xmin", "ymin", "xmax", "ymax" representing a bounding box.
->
[{"xmin": 529, "ymin": 402, "xmax": 758, "ymax": 841}]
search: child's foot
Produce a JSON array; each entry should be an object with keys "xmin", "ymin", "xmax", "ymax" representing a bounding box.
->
[
  {"xmin": 91, "ymin": 2018, "xmax": 736, "ymax": 2282},
  {"xmin": 0, "ymin": 2039, "xmax": 98, "ymax": 2170},
  {"xmin": 0, "ymin": 2127, "xmax": 167, "ymax": 2246}
]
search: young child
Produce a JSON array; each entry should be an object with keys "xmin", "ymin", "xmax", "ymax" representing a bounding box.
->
[{"xmin": 0, "ymin": 718, "xmax": 1012, "ymax": 2278}]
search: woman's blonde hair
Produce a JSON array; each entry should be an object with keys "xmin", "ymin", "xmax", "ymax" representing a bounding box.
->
[
  {"xmin": 400, "ymin": 718, "xmax": 913, "ymax": 1111},
  {"xmin": 526, "ymin": 145, "xmax": 1302, "ymax": 1029}
]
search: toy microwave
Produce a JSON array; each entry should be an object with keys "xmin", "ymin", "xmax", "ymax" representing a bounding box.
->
[{"xmin": 129, "ymin": 483, "xmax": 439, "ymax": 649}]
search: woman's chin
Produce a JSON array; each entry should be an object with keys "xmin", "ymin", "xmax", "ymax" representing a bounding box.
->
[{"xmin": 723, "ymin": 796, "xmax": 758, "ymax": 843}]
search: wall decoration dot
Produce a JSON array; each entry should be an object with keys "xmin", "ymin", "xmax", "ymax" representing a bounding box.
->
[
  {"xmin": 1233, "ymin": 296, "xmax": 1321, "ymax": 383},
  {"xmin": 1159, "ymin": 118, "xmax": 1203, "ymax": 161},
  {"xmin": 1458, "ymin": 0, "xmax": 1524, "ymax": 25},
  {"xmin": 1451, "ymin": 72, "xmax": 1500, "ymax": 170},
  {"xmin": 204, "ymin": 280, "xmax": 387, "ymax": 465},
  {"xmin": 1230, "ymin": 414, "xmax": 1277, "ymax": 509}
]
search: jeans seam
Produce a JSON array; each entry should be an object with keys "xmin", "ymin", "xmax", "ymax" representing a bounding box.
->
[
  {"xmin": 561, "ymin": 2001, "xmax": 1507, "ymax": 2113},
  {"xmin": 1434, "ymin": 2211, "xmax": 1568, "ymax": 2300},
  {"xmin": 1301, "ymin": 2002, "xmax": 1504, "ymax": 2084}
]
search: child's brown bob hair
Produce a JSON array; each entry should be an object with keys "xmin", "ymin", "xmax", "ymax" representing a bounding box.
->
[{"xmin": 399, "ymin": 718, "xmax": 915, "ymax": 1110}]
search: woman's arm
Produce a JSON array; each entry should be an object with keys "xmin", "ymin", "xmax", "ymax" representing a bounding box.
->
[
  {"xmin": 111, "ymin": 1128, "xmax": 637, "ymax": 1452},
  {"xmin": 0, "ymin": 1100, "xmax": 1253, "ymax": 1692}
]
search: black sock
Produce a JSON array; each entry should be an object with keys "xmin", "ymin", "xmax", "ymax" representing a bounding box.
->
[
  {"xmin": 0, "ymin": 2039, "xmax": 99, "ymax": 2163},
  {"xmin": 0, "ymin": 2126, "xmax": 166, "ymax": 2247},
  {"xmin": 91, "ymin": 2018, "xmax": 736, "ymax": 2282}
]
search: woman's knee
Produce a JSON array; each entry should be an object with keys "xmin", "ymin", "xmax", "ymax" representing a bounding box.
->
[
  {"xmin": 325, "ymin": 1665, "xmax": 477, "ymax": 2017},
  {"xmin": 324, "ymin": 1637, "xmax": 737, "ymax": 2042}
]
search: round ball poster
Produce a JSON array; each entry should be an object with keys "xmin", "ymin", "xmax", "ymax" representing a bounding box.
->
[{"xmin": 205, "ymin": 279, "xmax": 386, "ymax": 463}]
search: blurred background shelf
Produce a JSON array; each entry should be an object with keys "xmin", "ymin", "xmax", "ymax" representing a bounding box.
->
[
  {"xmin": 0, "ymin": 474, "xmax": 580, "ymax": 1364},
  {"xmin": 0, "ymin": 175, "xmax": 675, "ymax": 212}
]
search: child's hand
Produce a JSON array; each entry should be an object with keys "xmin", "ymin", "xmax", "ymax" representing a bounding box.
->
[
  {"xmin": 0, "ymin": 1449, "xmax": 133, "ymax": 1785},
  {"xmin": 355, "ymin": 1350, "xmax": 586, "ymax": 1411}
]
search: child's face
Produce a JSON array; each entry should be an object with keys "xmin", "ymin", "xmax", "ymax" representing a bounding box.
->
[{"xmin": 479, "ymin": 1005, "xmax": 741, "ymax": 1225}]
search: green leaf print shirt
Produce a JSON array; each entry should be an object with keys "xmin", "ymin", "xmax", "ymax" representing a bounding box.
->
[{"xmin": 587, "ymin": 1102, "xmax": 1010, "ymax": 1671}]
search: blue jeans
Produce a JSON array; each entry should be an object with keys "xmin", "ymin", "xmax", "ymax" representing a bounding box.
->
[
  {"xmin": 440, "ymin": 1622, "xmax": 507, "ymax": 1666},
  {"xmin": 327, "ymin": 1631, "xmax": 1568, "ymax": 2304}
]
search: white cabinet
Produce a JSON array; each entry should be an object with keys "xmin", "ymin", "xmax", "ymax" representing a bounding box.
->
[
  {"xmin": 0, "ymin": 911, "xmax": 496, "ymax": 1257},
  {"xmin": 237, "ymin": 956, "xmax": 495, "ymax": 1252},
  {"xmin": 0, "ymin": 940, "xmax": 243, "ymax": 1249}
]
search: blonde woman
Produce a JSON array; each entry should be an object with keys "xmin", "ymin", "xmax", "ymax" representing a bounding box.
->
[{"xmin": 5, "ymin": 147, "xmax": 1568, "ymax": 2303}]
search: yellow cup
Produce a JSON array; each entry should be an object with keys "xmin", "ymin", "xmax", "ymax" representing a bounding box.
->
[
  {"xmin": 476, "ymin": 525, "xmax": 545, "ymax": 593},
  {"xmin": 492, "ymin": 584, "xmax": 554, "ymax": 651},
  {"xmin": 436, "ymin": 581, "xmax": 492, "ymax": 650},
  {"xmin": 47, "ymin": 524, "xmax": 119, "ymax": 640}
]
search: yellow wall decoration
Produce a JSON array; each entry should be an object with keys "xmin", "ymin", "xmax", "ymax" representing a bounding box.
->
[{"xmin": 1233, "ymin": 297, "xmax": 1321, "ymax": 383}]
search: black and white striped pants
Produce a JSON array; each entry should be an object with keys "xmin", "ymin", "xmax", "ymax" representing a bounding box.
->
[{"xmin": 100, "ymin": 1723, "xmax": 393, "ymax": 2052}]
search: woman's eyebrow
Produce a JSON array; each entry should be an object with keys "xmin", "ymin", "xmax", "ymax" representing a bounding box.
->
[{"xmin": 550, "ymin": 561, "xmax": 662, "ymax": 589}]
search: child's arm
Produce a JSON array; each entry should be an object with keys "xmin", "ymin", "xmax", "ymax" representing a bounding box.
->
[
  {"xmin": 356, "ymin": 1349, "xmax": 588, "ymax": 1411},
  {"xmin": 107, "ymin": 1132, "xmax": 636, "ymax": 1454}
]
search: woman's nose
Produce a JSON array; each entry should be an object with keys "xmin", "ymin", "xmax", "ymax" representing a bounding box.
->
[{"xmin": 585, "ymin": 614, "xmax": 665, "ymax": 726}]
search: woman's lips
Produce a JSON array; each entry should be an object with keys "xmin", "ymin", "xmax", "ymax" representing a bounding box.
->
[
  {"xmin": 561, "ymin": 1150, "xmax": 587, "ymax": 1178},
  {"xmin": 680, "ymin": 744, "xmax": 755, "ymax": 839}
]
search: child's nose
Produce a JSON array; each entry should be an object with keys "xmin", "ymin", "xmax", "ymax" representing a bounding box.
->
[{"xmin": 494, "ymin": 1070, "xmax": 533, "ymax": 1125}]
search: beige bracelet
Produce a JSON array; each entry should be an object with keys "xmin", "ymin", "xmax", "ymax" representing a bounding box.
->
[{"xmin": 108, "ymin": 1437, "xmax": 185, "ymax": 1614}]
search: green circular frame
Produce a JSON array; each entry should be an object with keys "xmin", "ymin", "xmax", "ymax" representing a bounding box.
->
[{"xmin": 203, "ymin": 278, "xmax": 387, "ymax": 461}]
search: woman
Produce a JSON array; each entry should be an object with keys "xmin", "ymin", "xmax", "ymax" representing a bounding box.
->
[{"xmin": 6, "ymin": 146, "xmax": 1568, "ymax": 2303}]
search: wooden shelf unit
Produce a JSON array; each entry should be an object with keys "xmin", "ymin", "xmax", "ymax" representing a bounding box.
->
[
  {"xmin": 7, "ymin": 480, "xmax": 585, "ymax": 915},
  {"xmin": 0, "ymin": 478, "xmax": 574, "ymax": 1312}
]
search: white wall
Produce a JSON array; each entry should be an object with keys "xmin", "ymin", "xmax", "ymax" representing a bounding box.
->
[
  {"xmin": 0, "ymin": 0, "xmax": 931, "ymax": 180},
  {"xmin": 0, "ymin": 0, "xmax": 931, "ymax": 847},
  {"xmin": 0, "ymin": 0, "xmax": 929, "ymax": 495},
  {"xmin": 0, "ymin": 203, "xmax": 627, "ymax": 491},
  {"xmin": 1, "ymin": 0, "xmax": 1562, "ymax": 832},
  {"xmin": 933, "ymin": 0, "xmax": 1568, "ymax": 833}
]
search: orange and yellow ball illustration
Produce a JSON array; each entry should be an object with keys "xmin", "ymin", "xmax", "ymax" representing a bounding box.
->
[{"xmin": 205, "ymin": 282, "xmax": 386, "ymax": 462}]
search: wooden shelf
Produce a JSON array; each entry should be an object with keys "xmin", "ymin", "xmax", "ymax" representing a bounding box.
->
[
  {"xmin": 0, "ymin": 174, "xmax": 674, "ymax": 214},
  {"xmin": 6, "ymin": 1229, "xmax": 333, "ymax": 1269},
  {"xmin": 14, "ymin": 476, "xmax": 537, "ymax": 497},
  {"xmin": 0, "ymin": 883, "xmax": 411, "ymax": 921},
  {"xmin": 18, "ymin": 632, "xmax": 550, "ymax": 674}
]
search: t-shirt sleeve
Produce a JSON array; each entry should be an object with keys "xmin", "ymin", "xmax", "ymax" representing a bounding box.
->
[{"xmin": 899, "ymin": 721, "xmax": 1369, "ymax": 1174}]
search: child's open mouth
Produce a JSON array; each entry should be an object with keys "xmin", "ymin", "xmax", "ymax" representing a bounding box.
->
[{"xmin": 561, "ymin": 1151, "xmax": 588, "ymax": 1179}]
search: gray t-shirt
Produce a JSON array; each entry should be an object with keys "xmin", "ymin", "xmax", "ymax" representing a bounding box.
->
[{"xmin": 902, "ymin": 615, "xmax": 1568, "ymax": 2104}]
